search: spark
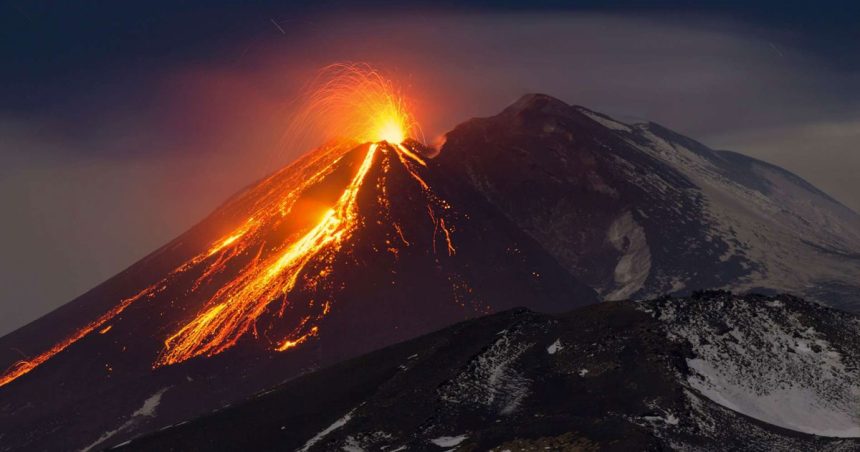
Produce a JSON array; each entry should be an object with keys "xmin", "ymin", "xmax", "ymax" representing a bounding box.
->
[{"xmin": 286, "ymin": 63, "xmax": 421, "ymax": 146}]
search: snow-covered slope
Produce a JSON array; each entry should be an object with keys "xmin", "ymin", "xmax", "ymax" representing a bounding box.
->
[
  {"xmin": 650, "ymin": 294, "xmax": 860, "ymax": 438},
  {"xmin": 121, "ymin": 292, "xmax": 860, "ymax": 451},
  {"xmin": 438, "ymin": 94, "xmax": 860, "ymax": 312},
  {"xmin": 629, "ymin": 122, "xmax": 860, "ymax": 306}
]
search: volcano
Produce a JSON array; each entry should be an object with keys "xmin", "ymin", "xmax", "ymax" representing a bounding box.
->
[
  {"xmin": 1, "ymin": 94, "xmax": 859, "ymax": 450},
  {"xmin": 0, "ymin": 137, "xmax": 597, "ymax": 451}
]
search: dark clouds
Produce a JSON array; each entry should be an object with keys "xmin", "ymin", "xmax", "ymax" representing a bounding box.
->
[{"xmin": 0, "ymin": 3, "xmax": 858, "ymax": 335}]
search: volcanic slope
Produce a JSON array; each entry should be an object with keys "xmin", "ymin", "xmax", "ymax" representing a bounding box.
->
[
  {"xmin": 120, "ymin": 291, "xmax": 860, "ymax": 451},
  {"xmin": 438, "ymin": 94, "xmax": 860, "ymax": 310},
  {"xmin": 0, "ymin": 140, "xmax": 596, "ymax": 451}
]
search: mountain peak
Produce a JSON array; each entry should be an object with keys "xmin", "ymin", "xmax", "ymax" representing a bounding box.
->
[{"xmin": 502, "ymin": 93, "xmax": 572, "ymax": 116}]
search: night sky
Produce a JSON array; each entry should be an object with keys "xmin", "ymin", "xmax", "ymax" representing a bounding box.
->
[{"xmin": 1, "ymin": 1, "xmax": 858, "ymax": 335}]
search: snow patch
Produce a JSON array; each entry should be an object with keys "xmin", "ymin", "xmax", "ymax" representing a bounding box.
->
[
  {"xmin": 132, "ymin": 389, "xmax": 166, "ymax": 418},
  {"xmin": 766, "ymin": 299, "xmax": 784, "ymax": 308},
  {"xmin": 430, "ymin": 434, "xmax": 468, "ymax": 447},
  {"xmin": 658, "ymin": 298, "xmax": 860, "ymax": 438},
  {"xmin": 642, "ymin": 412, "xmax": 680, "ymax": 426},
  {"xmin": 546, "ymin": 339, "xmax": 563, "ymax": 354},
  {"xmin": 81, "ymin": 387, "xmax": 170, "ymax": 452},
  {"xmin": 605, "ymin": 211, "xmax": 651, "ymax": 300},
  {"xmin": 298, "ymin": 408, "xmax": 356, "ymax": 452},
  {"xmin": 687, "ymin": 358, "xmax": 860, "ymax": 437},
  {"xmin": 341, "ymin": 435, "xmax": 364, "ymax": 452},
  {"xmin": 439, "ymin": 330, "xmax": 532, "ymax": 415},
  {"xmin": 580, "ymin": 109, "xmax": 632, "ymax": 132}
]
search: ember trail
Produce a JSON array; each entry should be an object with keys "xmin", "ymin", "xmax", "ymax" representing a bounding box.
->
[{"xmin": 0, "ymin": 64, "xmax": 457, "ymax": 387}]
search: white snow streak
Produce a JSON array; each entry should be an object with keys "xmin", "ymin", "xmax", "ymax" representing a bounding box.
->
[
  {"xmin": 430, "ymin": 434, "xmax": 468, "ymax": 447},
  {"xmin": 80, "ymin": 387, "xmax": 170, "ymax": 452},
  {"xmin": 605, "ymin": 211, "xmax": 651, "ymax": 300},
  {"xmin": 579, "ymin": 109, "xmax": 633, "ymax": 132},
  {"xmin": 297, "ymin": 408, "xmax": 356, "ymax": 452}
]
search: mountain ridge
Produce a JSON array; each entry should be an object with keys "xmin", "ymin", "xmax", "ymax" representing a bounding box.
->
[
  {"xmin": 438, "ymin": 93, "xmax": 860, "ymax": 307},
  {"xmin": 118, "ymin": 291, "xmax": 860, "ymax": 451}
]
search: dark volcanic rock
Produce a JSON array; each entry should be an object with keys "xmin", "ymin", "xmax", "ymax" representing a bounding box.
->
[
  {"xmin": 120, "ymin": 292, "xmax": 860, "ymax": 451},
  {"xmin": 438, "ymin": 94, "xmax": 860, "ymax": 308}
]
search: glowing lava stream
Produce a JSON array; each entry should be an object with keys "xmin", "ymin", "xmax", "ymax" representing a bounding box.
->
[
  {"xmin": 156, "ymin": 143, "xmax": 380, "ymax": 366},
  {"xmin": 0, "ymin": 285, "xmax": 158, "ymax": 388}
]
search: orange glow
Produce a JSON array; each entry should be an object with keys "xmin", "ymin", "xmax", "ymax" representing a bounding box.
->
[
  {"xmin": 394, "ymin": 143, "xmax": 429, "ymax": 190},
  {"xmin": 377, "ymin": 120, "xmax": 405, "ymax": 143},
  {"xmin": 440, "ymin": 218, "xmax": 456, "ymax": 256},
  {"xmin": 394, "ymin": 143, "xmax": 426, "ymax": 167},
  {"xmin": 288, "ymin": 63, "xmax": 420, "ymax": 145},
  {"xmin": 0, "ymin": 285, "xmax": 157, "ymax": 388},
  {"xmin": 275, "ymin": 326, "xmax": 319, "ymax": 351},
  {"xmin": 156, "ymin": 144, "xmax": 380, "ymax": 366},
  {"xmin": 207, "ymin": 218, "xmax": 255, "ymax": 257},
  {"xmin": 0, "ymin": 63, "xmax": 466, "ymax": 388}
]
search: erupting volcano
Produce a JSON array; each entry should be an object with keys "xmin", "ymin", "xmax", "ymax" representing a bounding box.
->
[
  {"xmin": 2, "ymin": 64, "xmax": 435, "ymax": 384},
  {"xmin": 1, "ymin": 63, "xmax": 474, "ymax": 387},
  {"xmin": 0, "ymin": 65, "xmax": 597, "ymax": 451},
  {"xmin": 3, "ymin": 63, "xmax": 859, "ymax": 451}
]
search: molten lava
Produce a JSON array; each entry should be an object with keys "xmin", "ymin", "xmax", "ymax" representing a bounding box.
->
[
  {"xmin": 0, "ymin": 285, "xmax": 158, "ymax": 388},
  {"xmin": 156, "ymin": 143, "xmax": 380, "ymax": 366},
  {"xmin": 0, "ymin": 63, "xmax": 455, "ymax": 388}
]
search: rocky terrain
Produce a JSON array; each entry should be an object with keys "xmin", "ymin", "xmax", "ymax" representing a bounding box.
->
[
  {"xmin": 439, "ymin": 94, "xmax": 860, "ymax": 309},
  {"xmin": 120, "ymin": 291, "xmax": 860, "ymax": 451}
]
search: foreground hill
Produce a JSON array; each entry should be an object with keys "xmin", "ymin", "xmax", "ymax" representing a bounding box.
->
[{"xmin": 121, "ymin": 291, "xmax": 860, "ymax": 451}]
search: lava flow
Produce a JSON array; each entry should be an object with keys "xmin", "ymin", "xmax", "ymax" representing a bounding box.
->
[
  {"xmin": 0, "ymin": 286, "xmax": 158, "ymax": 388},
  {"xmin": 0, "ymin": 63, "xmax": 457, "ymax": 387},
  {"xmin": 156, "ymin": 142, "xmax": 380, "ymax": 365}
]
